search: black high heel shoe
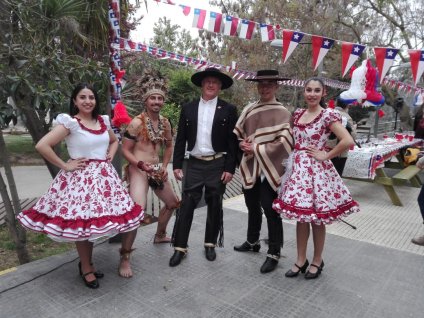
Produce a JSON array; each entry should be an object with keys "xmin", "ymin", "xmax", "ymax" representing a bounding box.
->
[
  {"xmin": 81, "ymin": 272, "xmax": 99, "ymax": 289},
  {"xmin": 304, "ymin": 260, "xmax": 324, "ymax": 279},
  {"xmin": 78, "ymin": 262, "xmax": 104, "ymax": 279},
  {"xmin": 285, "ymin": 259, "xmax": 309, "ymax": 277}
]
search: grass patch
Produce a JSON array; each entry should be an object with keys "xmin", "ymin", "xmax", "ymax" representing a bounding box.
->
[{"xmin": 0, "ymin": 224, "xmax": 75, "ymax": 271}]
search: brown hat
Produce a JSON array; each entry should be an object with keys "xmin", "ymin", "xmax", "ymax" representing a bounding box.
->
[
  {"xmin": 245, "ymin": 69, "xmax": 289, "ymax": 82},
  {"xmin": 191, "ymin": 67, "xmax": 233, "ymax": 89}
]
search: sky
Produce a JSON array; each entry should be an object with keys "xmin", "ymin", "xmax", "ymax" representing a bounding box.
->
[{"xmin": 130, "ymin": 0, "xmax": 220, "ymax": 43}]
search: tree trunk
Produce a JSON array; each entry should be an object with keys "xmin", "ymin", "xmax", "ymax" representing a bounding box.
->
[
  {"xmin": 12, "ymin": 92, "xmax": 60, "ymax": 178},
  {"xmin": 0, "ymin": 130, "xmax": 30, "ymax": 264}
]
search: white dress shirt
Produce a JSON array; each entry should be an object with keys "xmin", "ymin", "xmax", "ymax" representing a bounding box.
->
[{"xmin": 190, "ymin": 96, "xmax": 217, "ymax": 156}]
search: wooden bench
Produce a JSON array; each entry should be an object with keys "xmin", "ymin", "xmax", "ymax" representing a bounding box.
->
[{"xmin": 392, "ymin": 165, "xmax": 422, "ymax": 188}]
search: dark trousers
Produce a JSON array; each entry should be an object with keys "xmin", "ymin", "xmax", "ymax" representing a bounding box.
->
[
  {"xmin": 331, "ymin": 157, "xmax": 347, "ymax": 176},
  {"xmin": 243, "ymin": 178, "xmax": 283, "ymax": 256},
  {"xmin": 418, "ymin": 185, "xmax": 424, "ymax": 223},
  {"xmin": 172, "ymin": 157, "xmax": 226, "ymax": 249}
]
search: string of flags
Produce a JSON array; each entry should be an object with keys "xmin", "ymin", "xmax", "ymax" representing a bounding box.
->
[{"xmin": 150, "ymin": 0, "xmax": 424, "ymax": 88}]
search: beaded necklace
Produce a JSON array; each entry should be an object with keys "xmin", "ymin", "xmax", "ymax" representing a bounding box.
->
[{"xmin": 138, "ymin": 112, "xmax": 166, "ymax": 145}]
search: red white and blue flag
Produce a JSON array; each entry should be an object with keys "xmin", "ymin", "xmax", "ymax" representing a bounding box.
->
[
  {"xmin": 282, "ymin": 30, "xmax": 304, "ymax": 63},
  {"xmin": 239, "ymin": 19, "xmax": 256, "ymax": 40},
  {"xmin": 374, "ymin": 47, "xmax": 399, "ymax": 84},
  {"xmin": 260, "ymin": 23, "xmax": 275, "ymax": 42},
  {"xmin": 311, "ymin": 35, "xmax": 335, "ymax": 71},
  {"xmin": 208, "ymin": 12, "xmax": 223, "ymax": 33},
  {"xmin": 179, "ymin": 5, "xmax": 191, "ymax": 16},
  {"xmin": 192, "ymin": 8, "xmax": 206, "ymax": 29},
  {"xmin": 154, "ymin": 0, "xmax": 175, "ymax": 4},
  {"xmin": 409, "ymin": 50, "xmax": 424, "ymax": 86},
  {"xmin": 341, "ymin": 42, "xmax": 366, "ymax": 77},
  {"xmin": 224, "ymin": 15, "xmax": 239, "ymax": 36}
]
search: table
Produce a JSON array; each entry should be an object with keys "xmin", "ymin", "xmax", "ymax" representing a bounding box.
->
[{"xmin": 343, "ymin": 138, "xmax": 422, "ymax": 206}]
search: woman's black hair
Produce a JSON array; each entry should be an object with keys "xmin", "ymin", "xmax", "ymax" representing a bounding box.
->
[
  {"xmin": 69, "ymin": 83, "xmax": 100, "ymax": 119},
  {"xmin": 304, "ymin": 77, "xmax": 327, "ymax": 108}
]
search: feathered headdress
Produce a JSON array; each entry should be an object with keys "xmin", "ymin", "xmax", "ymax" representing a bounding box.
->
[{"xmin": 135, "ymin": 69, "xmax": 168, "ymax": 102}]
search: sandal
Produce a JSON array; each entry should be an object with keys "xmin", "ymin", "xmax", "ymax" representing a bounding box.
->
[{"xmin": 118, "ymin": 248, "xmax": 135, "ymax": 278}]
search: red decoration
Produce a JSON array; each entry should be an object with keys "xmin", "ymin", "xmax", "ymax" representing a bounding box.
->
[
  {"xmin": 328, "ymin": 99, "xmax": 335, "ymax": 109},
  {"xmin": 112, "ymin": 101, "xmax": 131, "ymax": 128},
  {"xmin": 114, "ymin": 69, "xmax": 126, "ymax": 84},
  {"xmin": 378, "ymin": 109, "xmax": 385, "ymax": 118}
]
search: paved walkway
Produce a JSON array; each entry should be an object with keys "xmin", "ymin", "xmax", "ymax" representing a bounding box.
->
[{"xmin": 0, "ymin": 167, "xmax": 424, "ymax": 317}]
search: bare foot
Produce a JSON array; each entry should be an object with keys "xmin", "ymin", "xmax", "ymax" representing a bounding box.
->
[
  {"xmin": 118, "ymin": 257, "xmax": 133, "ymax": 278},
  {"xmin": 118, "ymin": 248, "xmax": 134, "ymax": 278},
  {"xmin": 154, "ymin": 233, "xmax": 171, "ymax": 244}
]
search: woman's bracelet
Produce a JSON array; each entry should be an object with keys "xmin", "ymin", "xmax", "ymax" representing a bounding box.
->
[{"xmin": 137, "ymin": 161, "xmax": 145, "ymax": 171}]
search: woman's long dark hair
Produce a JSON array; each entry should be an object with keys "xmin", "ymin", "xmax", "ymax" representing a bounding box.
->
[
  {"xmin": 304, "ymin": 77, "xmax": 327, "ymax": 108},
  {"xmin": 69, "ymin": 83, "xmax": 100, "ymax": 119}
]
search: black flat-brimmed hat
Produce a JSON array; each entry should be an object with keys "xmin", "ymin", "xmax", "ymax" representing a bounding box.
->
[
  {"xmin": 191, "ymin": 67, "xmax": 233, "ymax": 89},
  {"xmin": 245, "ymin": 69, "xmax": 289, "ymax": 82}
]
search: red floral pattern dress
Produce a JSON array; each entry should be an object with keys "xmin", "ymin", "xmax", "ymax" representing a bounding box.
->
[
  {"xmin": 272, "ymin": 108, "xmax": 359, "ymax": 224},
  {"xmin": 17, "ymin": 114, "xmax": 144, "ymax": 242}
]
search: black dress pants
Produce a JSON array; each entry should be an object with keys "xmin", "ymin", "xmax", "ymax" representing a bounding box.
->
[
  {"xmin": 172, "ymin": 156, "xmax": 226, "ymax": 249},
  {"xmin": 243, "ymin": 178, "xmax": 283, "ymax": 256}
]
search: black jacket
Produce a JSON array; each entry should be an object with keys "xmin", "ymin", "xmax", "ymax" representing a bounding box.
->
[{"xmin": 173, "ymin": 98, "xmax": 239, "ymax": 174}]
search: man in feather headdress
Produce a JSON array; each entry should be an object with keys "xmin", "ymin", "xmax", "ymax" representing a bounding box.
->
[
  {"xmin": 119, "ymin": 71, "xmax": 180, "ymax": 278},
  {"xmin": 233, "ymin": 70, "xmax": 293, "ymax": 274}
]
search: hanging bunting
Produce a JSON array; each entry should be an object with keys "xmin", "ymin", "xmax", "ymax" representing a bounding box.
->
[
  {"xmin": 208, "ymin": 12, "xmax": 223, "ymax": 33},
  {"xmin": 281, "ymin": 30, "xmax": 304, "ymax": 63},
  {"xmin": 192, "ymin": 8, "xmax": 207, "ymax": 29},
  {"xmin": 239, "ymin": 19, "xmax": 256, "ymax": 40},
  {"xmin": 341, "ymin": 42, "xmax": 366, "ymax": 77},
  {"xmin": 224, "ymin": 15, "xmax": 239, "ymax": 36},
  {"xmin": 374, "ymin": 47, "xmax": 399, "ymax": 84},
  {"xmin": 260, "ymin": 23, "xmax": 275, "ymax": 42},
  {"xmin": 409, "ymin": 50, "xmax": 424, "ymax": 86},
  {"xmin": 311, "ymin": 35, "xmax": 335, "ymax": 71}
]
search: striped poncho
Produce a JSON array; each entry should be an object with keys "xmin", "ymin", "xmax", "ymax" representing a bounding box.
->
[{"xmin": 234, "ymin": 101, "xmax": 293, "ymax": 191}]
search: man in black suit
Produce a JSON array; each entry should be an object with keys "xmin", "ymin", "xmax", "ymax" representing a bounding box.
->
[{"xmin": 169, "ymin": 68, "xmax": 238, "ymax": 267}]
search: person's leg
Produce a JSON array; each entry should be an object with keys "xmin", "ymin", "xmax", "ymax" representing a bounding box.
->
[
  {"xmin": 172, "ymin": 159, "xmax": 204, "ymax": 250},
  {"xmin": 243, "ymin": 181, "xmax": 263, "ymax": 244},
  {"xmin": 309, "ymin": 222, "xmax": 326, "ymax": 273},
  {"xmin": 75, "ymin": 240, "xmax": 97, "ymax": 285},
  {"xmin": 204, "ymin": 158, "xmax": 226, "ymax": 247},
  {"xmin": 119, "ymin": 165, "xmax": 149, "ymax": 277},
  {"xmin": 290, "ymin": 222, "xmax": 310, "ymax": 272},
  {"xmin": 153, "ymin": 180, "xmax": 180, "ymax": 243},
  {"xmin": 412, "ymin": 185, "xmax": 424, "ymax": 246},
  {"xmin": 260, "ymin": 179, "xmax": 282, "ymax": 256}
]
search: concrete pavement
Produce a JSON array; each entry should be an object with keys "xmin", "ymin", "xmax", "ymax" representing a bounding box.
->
[{"xmin": 0, "ymin": 166, "xmax": 424, "ymax": 317}]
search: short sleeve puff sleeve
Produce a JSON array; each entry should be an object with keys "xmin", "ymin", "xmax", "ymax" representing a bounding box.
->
[
  {"xmin": 101, "ymin": 115, "xmax": 111, "ymax": 129},
  {"xmin": 323, "ymin": 109, "xmax": 341, "ymax": 129},
  {"xmin": 53, "ymin": 113, "xmax": 79, "ymax": 131}
]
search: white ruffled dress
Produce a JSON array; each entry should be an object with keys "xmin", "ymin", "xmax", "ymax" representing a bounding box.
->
[
  {"xmin": 272, "ymin": 109, "xmax": 359, "ymax": 225},
  {"xmin": 17, "ymin": 114, "xmax": 144, "ymax": 242}
]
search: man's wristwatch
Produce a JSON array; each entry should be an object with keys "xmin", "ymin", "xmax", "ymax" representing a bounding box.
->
[{"xmin": 137, "ymin": 161, "xmax": 145, "ymax": 171}]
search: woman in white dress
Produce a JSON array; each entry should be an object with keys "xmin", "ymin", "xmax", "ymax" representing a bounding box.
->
[
  {"xmin": 272, "ymin": 78, "xmax": 359, "ymax": 279},
  {"xmin": 18, "ymin": 83, "xmax": 147, "ymax": 288}
]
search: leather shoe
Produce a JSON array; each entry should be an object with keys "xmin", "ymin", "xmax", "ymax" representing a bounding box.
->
[
  {"xmin": 81, "ymin": 272, "xmax": 99, "ymax": 289},
  {"xmin": 285, "ymin": 259, "xmax": 309, "ymax": 277},
  {"xmin": 169, "ymin": 250, "xmax": 186, "ymax": 267},
  {"xmin": 260, "ymin": 256, "xmax": 279, "ymax": 273},
  {"xmin": 234, "ymin": 241, "xmax": 260, "ymax": 252},
  {"xmin": 205, "ymin": 247, "xmax": 216, "ymax": 261},
  {"xmin": 305, "ymin": 260, "xmax": 324, "ymax": 279},
  {"xmin": 78, "ymin": 262, "xmax": 104, "ymax": 279}
]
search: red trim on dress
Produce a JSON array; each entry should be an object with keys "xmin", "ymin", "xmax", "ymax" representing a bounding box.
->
[
  {"xmin": 74, "ymin": 116, "xmax": 107, "ymax": 135},
  {"xmin": 294, "ymin": 109, "xmax": 324, "ymax": 128}
]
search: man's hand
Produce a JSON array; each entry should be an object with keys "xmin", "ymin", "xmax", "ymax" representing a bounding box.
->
[
  {"xmin": 160, "ymin": 167, "xmax": 169, "ymax": 181},
  {"xmin": 173, "ymin": 169, "xmax": 183, "ymax": 181},
  {"xmin": 240, "ymin": 139, "xmax": 253, "ymax": 155},
  {"xmin": 137, "ymin": 161, "xmax": 154, "ymax": 173},
  {"xmin": 221, "ymin": 172, "xmax": 233, "ymax": 184}
]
